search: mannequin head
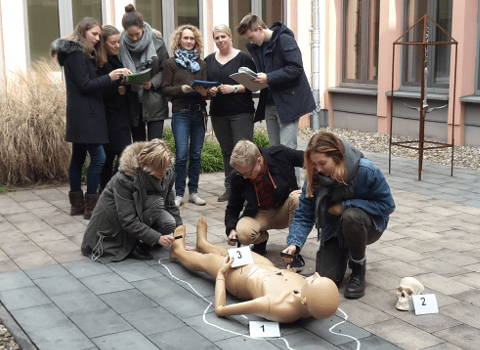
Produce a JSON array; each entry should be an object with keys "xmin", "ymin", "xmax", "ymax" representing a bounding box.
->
[{"xmin": 301, "ymin": 273, "xmax": 339, "ymax": 319}]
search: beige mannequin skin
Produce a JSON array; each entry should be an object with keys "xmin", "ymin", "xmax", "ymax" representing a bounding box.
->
[{"xmin": 170, "ymin": 218, "xmax": 339, "ymax": 323}]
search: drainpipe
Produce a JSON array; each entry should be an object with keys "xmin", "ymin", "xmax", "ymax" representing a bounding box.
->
[{"xmin": 310, "ymin": 0, "xmax": 322, "ymax": 130}]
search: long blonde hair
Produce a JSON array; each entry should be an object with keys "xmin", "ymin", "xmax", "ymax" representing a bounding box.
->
[
  {"xmin": 137, "ymin": 139, "xmax": 175, "ymax": 175},
  {"xmin": 304, "ymin": 132, "xmax": 346, "ymax": 197},
  {"xmin": 170, "ymin": 24, "xmax": 204, "ymax": 53}
]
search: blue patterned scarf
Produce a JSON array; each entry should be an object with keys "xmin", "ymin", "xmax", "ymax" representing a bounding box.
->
[{"xmin": 175, "ymin": 48, "xmax": 200, "ymax": 72}]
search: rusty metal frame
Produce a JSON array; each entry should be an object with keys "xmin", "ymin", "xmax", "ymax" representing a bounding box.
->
[{"xmin": 389, "ymin": 14, "xmax": 458, "ymax": 181}]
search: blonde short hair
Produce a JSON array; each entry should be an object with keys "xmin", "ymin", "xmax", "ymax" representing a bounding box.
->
[
  {"xmin": 213, "ymin": 24, "xmax": 232, "ymax": 37},
  {"xmin": 137, "ymin": 139, "xmax": 175, "ymax": 175},
  {"xmin": 170, "ymin": 24, "xmax": 204, "ymax": 53},
  {"xmin": 230, "ymin": 140, "xmax": 260, "ymax": 169}
]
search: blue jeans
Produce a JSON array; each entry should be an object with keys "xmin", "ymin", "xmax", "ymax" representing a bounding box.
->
[
  {"xmin": 69, "ymin": 143, "xmax": 106, "ymax": 194},
  {"xmin": 171, "ymin": 109, "xmax": 205, "ymax": 197}
]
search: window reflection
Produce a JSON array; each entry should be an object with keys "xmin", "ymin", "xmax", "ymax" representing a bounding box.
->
[
  {"xmin": 27, "ymin": 0, "xmax": 60, "ymax": 62},
  {"xmin": 403, "ymin": 0, "xmax": 452, "ymax": 88},
  {"xmin": 343, "ymin": 0, "xmax": 379, "ymax": 84},
  {"xmin": 175, "ymin": 0, "xmax": 199, "ymax": 27},
  {"xmin": 262, "ymin": 0, "xmax": 282, "ymax": 26},
  {"xmin": 72, "ymin": 0, "xmax": 102, "ymax": 27},
  {"xmin": 136, "ymin": 0, "xmax": 163, "ymax": 34},
  {"xmin": 229, "ymin": 0, "xmax": 251, "ymax": 52}
]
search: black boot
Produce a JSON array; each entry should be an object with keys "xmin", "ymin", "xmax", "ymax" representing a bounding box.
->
[
  {"xmin": 344, "ymin": 259, "xmax": 366, "ymax": 299},
  {"xmin": 250, "ymin": 239, "xmax": 267, "ymax": 255},
  {"xmin": 128, "ymin": 245, "xmax": 153, "ymax": 260},
  {"xmin": 250, "ymin": 230, "xmax": 269, "ymax": 255},
  {"xmin": 316, "ymin": 237, "xmax": 349, "ymax": 286}
]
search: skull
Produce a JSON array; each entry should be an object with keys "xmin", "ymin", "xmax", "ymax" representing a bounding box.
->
[{"xmin": 395, "ymin": 277, "xmax": 424, "ymax": 311}]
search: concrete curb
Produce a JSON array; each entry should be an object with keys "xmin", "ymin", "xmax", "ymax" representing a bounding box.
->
[{"xmin": 0, "ymin": 301, "xmax": 37, "ymax": 350}]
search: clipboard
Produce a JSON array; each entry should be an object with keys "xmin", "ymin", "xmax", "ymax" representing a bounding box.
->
[{"xmin": 229, "ymin": 67, "xmax": 268, "ymax": 92}]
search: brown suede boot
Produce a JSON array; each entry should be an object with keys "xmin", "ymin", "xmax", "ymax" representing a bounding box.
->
[
  {"xmin": 68, "ymin": 191, "xmax": 85, "ymax": 216},
  {"xmin": 84, "ymin": 193, "xmax": 100, "ymax": 220}
]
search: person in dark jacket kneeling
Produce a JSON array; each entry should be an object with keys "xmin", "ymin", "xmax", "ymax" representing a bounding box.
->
[{"xmin": 81, "ymin": 139, "xmax": 190, "ymax": 263}]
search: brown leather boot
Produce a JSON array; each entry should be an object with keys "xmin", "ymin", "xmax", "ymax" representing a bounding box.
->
[
  {"xmin": 84, "ymin": 193, "xmax": 100, "ymax": 220},
  {"xmin": 344, "ymin": 260, "xmax": 366, "ymax": 299},
  {"xmin": 68, "ymin": 191, "xmax": 85, "ymax": 216}
]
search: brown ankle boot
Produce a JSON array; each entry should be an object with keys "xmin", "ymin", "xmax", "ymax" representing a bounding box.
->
[
  {"xmin": 68, "ymin": 191, "xmax": 85, "ymax": 216},
  {"xmin": 84, "ymin": 193, "xmax": 100, "ymax": 220},
  {"xmin": 344, "ymin": 260, "xmax": 366, "ymax": 299}
]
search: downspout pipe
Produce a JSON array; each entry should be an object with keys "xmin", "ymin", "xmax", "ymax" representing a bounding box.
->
[{"xmin": 311, "ymin": 0, "xmax": 322, "ymax": 130}]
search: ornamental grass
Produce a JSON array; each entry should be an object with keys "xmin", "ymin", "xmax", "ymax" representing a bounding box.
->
[{"xmin": 0, "ymin": 60, "xmax": 70, "ymax": 185}]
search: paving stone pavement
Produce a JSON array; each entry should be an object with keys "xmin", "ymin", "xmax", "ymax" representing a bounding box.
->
[{"xmin": 0, "ymin": 140, "xmax": 480, "ymax": 350}]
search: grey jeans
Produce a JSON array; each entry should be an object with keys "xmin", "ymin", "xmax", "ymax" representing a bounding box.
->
[{"xmin": 264, "ymin": 105, "xmax": 301, "ymax": 186}]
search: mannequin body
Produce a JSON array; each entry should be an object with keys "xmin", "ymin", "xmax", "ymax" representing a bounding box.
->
[{"xmin": 170, "ymin": 218, "xmax": 339, "ymax": 323}]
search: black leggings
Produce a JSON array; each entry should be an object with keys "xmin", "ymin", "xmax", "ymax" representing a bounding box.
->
[{"xmin": 340, "ymin": 207, "xmax": 382, "ymax": 261}]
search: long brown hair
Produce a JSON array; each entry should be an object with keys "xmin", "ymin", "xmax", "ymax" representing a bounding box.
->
[
  {"xmin": 61, "ymin": 17, "xmax": 107, "ymax": 67},
  {"xmin": 304, "ymin": 132, "xmax": 346, "ymax": 197}
]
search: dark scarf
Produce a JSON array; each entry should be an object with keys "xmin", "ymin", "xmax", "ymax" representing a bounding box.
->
[
  {"xmin": 314, "ymin": 141, "xmax": 363, "ymax": 242},
  {"xmin": 138, "ymin": 167, "xmax": 173, "ymax": 209}
]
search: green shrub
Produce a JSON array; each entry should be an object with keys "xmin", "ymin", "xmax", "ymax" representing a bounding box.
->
[
  {"xmin": 253, "ymin": 129, "xmax": 270, "ymax": 148},
  {"xmin": 200, "ymin": 139, "xmax": 223, "ymax": 173},
  {"xmin": 80, "ymin": 127, "xmax": 271, "ymax": 180}
]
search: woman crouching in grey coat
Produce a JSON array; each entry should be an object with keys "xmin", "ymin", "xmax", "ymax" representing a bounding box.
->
[{"xmin": 81, "ymin": 138, "xmax": 191, "ymax": 263}]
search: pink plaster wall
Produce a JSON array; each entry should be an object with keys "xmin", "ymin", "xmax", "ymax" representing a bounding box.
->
[
  {"xmin": 377, "ymin": 0, "xmax": 403, "ymax": 135},
  {"xmin": 448, "ymin": 0, "xmax": 478, "ymax": 145}
]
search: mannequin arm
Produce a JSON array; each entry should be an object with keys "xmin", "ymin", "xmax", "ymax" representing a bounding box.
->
[{"xmin": 215, "ymin": 279, "xmax": 270, "ymax": 318}]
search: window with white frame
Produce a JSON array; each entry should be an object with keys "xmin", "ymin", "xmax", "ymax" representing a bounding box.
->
[
  {"xmin": 402, "ymin": 0, "xmax": 452, "ymax": 89},
  {"xmin": 342, "ymin": 0, "xmax": 380, "ymax": 85}
]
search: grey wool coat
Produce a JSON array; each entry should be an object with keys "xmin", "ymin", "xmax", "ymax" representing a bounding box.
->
[{"xmin": 81, "ymin": 142, "xmax": 182, "ymax": 263}]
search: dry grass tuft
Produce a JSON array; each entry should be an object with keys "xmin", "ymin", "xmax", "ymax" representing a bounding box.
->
[{"xmin": 0, "ymin": 60, "xmax": 71, "ymax": 185}]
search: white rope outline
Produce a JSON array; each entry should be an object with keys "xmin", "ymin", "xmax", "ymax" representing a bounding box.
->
[
  {"xmin": 159, "ymin": 258, "xmax": 361, "ymax": 350},
  {"xmin": 330, "ymin": 307, "xmax": 361, "ymax": 350}
]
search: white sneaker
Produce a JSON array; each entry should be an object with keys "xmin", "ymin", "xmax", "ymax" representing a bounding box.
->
[
  {"xmin": 174, "ymin": 196, "xmax": 184, "ymax": 207},
  {"xmin": 189, "ymin": 193, "xmax": 206, "ymax": 206}
]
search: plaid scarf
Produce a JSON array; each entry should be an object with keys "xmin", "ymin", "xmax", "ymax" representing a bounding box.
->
[{"xmin": 174, "ymin": 48, "xmax": 200, "ymax": 72}]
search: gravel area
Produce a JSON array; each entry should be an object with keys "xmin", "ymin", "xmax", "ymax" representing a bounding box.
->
[
  {"xmin": 297, "ymin": 127, "xmax": 480, "ymax": 171},
  {"xmin": 0, "ymin": 324, "xmax": 20, "ymax": 350}
]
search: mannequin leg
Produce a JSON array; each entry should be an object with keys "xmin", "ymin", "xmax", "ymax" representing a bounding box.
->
[
  {"xmin": 195, "ymin": 218, "xmax": 228, "ymax": 256},
  {"xmin": 170, "ymin": 224, "xmax": 224, "ymax": 277}
]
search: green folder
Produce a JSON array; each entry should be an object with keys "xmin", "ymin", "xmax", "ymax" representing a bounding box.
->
[{"xmin": 125, "ymin": 68, "xmax": 152, "ymax": 84}]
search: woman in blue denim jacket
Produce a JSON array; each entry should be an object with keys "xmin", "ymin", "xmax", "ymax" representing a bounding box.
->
[{"xmin": 283, "ymin": 132, "xmax": 395, "ymax": 299}]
